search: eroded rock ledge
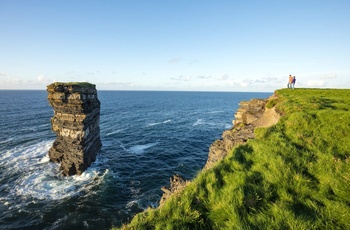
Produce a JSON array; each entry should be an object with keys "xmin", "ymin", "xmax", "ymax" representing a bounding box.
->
[
  {"xmin": 160, "ymin": 95, "xmax": 281, "ymax": 205},
  {"xmin": 204, "ymin": 97, "xmax": 280, "ymax": 169},
  {"xmin": 160, "ymin": 174, "xmax": 190, "ymax": 205},
  {"xmin": 47, "ymin": 82, "xmax": 102, "ymax": 176}
]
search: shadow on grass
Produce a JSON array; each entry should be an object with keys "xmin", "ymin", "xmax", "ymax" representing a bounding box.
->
[
  {"xmin": 232, "ymin": 145, "xmax": 254, "ymax": 170},
  {"xmin": 317, "ymin": 98, "xmax": 337, "ymax": 110}
]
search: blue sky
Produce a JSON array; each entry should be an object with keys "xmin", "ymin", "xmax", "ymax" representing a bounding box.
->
[{"xmin": 1, "ymin": 0, "xmax": 349, "ymax": 91}]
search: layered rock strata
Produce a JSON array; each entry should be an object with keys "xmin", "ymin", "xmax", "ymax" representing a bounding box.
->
[
  {"xmin": 160, "ymin": 95, "xmax": 281, "ymax": 203},
  {"xmin": 204, "ymin": 98, "xmax": 268, "ymax": 169},
  {"xmin": 47, "ymin": 82, "xmax": 102, "ymax": 176}
]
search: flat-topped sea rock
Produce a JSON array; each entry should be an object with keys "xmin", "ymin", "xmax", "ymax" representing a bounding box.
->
[{"xmin": 47, "ymin": 82, "xmax": 101, "ymax": 176}]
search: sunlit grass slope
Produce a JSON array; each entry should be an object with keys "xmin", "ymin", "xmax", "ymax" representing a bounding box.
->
[{"xmin": 118, "ymin": 88, "xmax": 350, "ymax": 230}]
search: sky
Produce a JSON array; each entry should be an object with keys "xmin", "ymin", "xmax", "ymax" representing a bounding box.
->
[{"xmin": 1, "ymin": 0, "xmax": 350, "ymax": 92}]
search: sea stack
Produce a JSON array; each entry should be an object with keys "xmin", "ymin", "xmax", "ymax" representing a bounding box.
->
[{"xmin": 47, "ymin": 82, "xmax": 102, "ymax": 176}]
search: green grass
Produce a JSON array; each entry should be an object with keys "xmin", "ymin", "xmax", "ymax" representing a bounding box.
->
[{"xmin": 117, "ymin": 88, "xmax": 350, "ymax": 230}]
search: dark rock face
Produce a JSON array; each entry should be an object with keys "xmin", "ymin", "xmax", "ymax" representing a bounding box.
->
[
  {"xmin": 157, "ymin": 94, "xmax": 282, "ymax": 206},
  {"xmin": 204, "ymin": 98, "xmax": 267, "ymax": 169},
  {"xmin": 47, "ymin": 82, "xmax": 102, "ymax": 176},
  {"xmin": 159, "ymin": 174, "xmax": 189, "ymax": 206},
  {"xmin": 159, "ymin": 98, "xmax": 270, "ymax": 204}
]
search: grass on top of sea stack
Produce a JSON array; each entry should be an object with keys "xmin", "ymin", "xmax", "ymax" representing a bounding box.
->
[
  {"xmin": 118, "ymin": 88, "xmax": 350, "ymax": 230},
  {"xmin": 47, "ymin": 82, "xmax": 95, "ymax": 88}
]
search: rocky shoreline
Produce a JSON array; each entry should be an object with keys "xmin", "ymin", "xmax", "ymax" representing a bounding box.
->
[{"xmin": 159, "ymin": 94, "xmax": 281, "ymax": 205}]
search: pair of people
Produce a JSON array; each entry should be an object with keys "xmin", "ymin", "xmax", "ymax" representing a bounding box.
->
[{"xmin": 287, "ymin": 75, "xmax": 296, "ymax": 89}]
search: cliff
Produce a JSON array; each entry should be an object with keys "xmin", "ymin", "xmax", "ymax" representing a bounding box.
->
[
  {"xmin": 47, "ymin": 82, "xmax": 102, "ymax": 176},
  {"xmin": 120, "ymin": 88, "xmax": 350, "ymax": 229},
  {"xmin": 160, "ymin": 95, "xmax": 281, "ymax": 205},
  {"xmin": 205, "ymin": 95, "xmax": 281, "ymax": 169}
]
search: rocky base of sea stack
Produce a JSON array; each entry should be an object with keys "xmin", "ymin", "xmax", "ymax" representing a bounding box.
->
[{"xmin": 47, "ymin": 82, "xmax": 102, "ymax": 176}]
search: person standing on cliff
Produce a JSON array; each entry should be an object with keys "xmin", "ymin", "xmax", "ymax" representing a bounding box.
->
[
  {"xmin": 287, "ymin": 75, "xmax": 293, "ymax": 88},
  {"xmin": 291, "ymin": 76, "xmax": 296, "ymax": 89}
]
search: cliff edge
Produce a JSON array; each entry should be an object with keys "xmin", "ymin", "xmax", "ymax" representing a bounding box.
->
[
  {"xmin": 160, "ymin": 94, "xmax": 281, "ymax": 205},
  {"xmin": 205, "ymin": 94, "xmax": 281, "ymax": 169},
  {"xmin": 119, "ymin": 88, "xmax": 350, "ymax": 230}
]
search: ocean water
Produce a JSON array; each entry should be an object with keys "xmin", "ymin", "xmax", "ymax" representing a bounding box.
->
[{"xmin": 0, "ymin": 90, "xmax": 271, "ymax": 229}]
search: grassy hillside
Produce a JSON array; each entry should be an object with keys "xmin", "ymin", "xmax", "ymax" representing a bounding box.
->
[{"xmin": 118, "ymin": 88, "xmax": 350, "ymax": 230}]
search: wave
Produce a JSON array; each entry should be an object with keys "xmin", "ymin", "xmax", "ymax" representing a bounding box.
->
[
  {"xmin": 0, "ymin": 140, "xmax": 108, "ymax": 202},
  {"xmin": 106, "ymin": 129, "xmax": 125, "ymax": 136},
  {"xmin": 128, "ymin": 142, "xmax": 158, "ymax": 154},
  {"xmin": 147, "ymin": 120, "xmax": 171, "ymax": 127},
  {"xmin": 12, "ymin": 165, "xmax": 108, "ymax": 201},
  {"xmin": 192, "ymin": 119, "xmax": 204, "ymax": 126},
  {"xmin": 0, "ymin": 137, "xmax": 14, "ymax": 145},
  {"xmin": 207, "ymin": 110, "xmax": 225, "ymax": 114},
  {"xmin": 193, "ymin": 119, "xmax": 232, "ymax": 129},
  {"xmin": 193, "ymin": 119, "xmax": 216, "ymax": 126}
]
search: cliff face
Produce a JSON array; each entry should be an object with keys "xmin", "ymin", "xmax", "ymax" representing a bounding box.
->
[
  {"xmin": 160, "ymin": 95, "xmax": 281, "ymax": 204},
  {"xmin": 205, "ymin": 96, "xmax": 280, "ymax": 169},
  {"xmin": 47, "ymin": 82, "xmax": 102, "ymax": 176},
  {"xmin": 205, "ymin": 98, "xmax": 269, "ymax": 169}
]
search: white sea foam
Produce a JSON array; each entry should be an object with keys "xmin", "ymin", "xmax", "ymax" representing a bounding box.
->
[
  {"xmin": 39, "ymin": 154, "xmax": 50, "ymax": 164},
  {"xmin": 147, "ymin": 119, "xmax": 171, "ymax": 127},
  {"xmin": 126, "ymin": 200, "xmax": 139, "ymax": 209},
  {"xmin": 192, "ymin": 119, "xmax": 232, "ymax": 128},
  {"xmin": 130, "ymin": 180, "xmax": 141, "ymax": 185},
  {"xmin": 193, "ymin": 119, "xmax": 204, "ymax": 126},
  {"xmin": 128, "ymin": 142, "xmax": 158, "ymax": 154},
  {"xmin": 1, "ymin": 140, "xmax": 108, "ymax": 201},
  {"xmin": 0, "ymin": 137, "xmax": 14, "ymax": 144},
  {"xmin": 28, "ymin": 123, "xmax": 50, "ymax": 131},
  {"xmin": 13, "ymin": 165, "xmax": 108, "ymax": 201},
  {"xmin": 106, "ymin": 129, "xmax": 125, "ymax": 136},
  {"xmin": 208, "ymin": 110, "xmax": 224, "ymax": 114}
]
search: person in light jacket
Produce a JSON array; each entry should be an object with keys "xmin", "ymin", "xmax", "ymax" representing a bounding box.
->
[
  {"xmin": 287, "ymin": 75, "xmax": 293, "ymax": 88},
  {"xmin": 291, "ymin": 76, "xmax": 296, "ymax": 89}
]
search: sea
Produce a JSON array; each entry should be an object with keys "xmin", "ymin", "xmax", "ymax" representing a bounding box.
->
[{"xmin": 0, "ymin": 90, "xmax": 271, "ymax": 230}]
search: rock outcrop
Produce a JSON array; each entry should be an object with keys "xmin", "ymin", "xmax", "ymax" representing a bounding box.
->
[
  {"xmin": 159, "ymin": 174, "xmax": 189, "ymax": 206},
  {"xmin": 159, "ymin": 95, "xmax": 281, "ymax": 204},
  {"xmin": 47, "ymin": 82, "xmax": 102, "ymax": 176},
  {"xmin": 204, "ymin": 96, "xmax": 280, "ymax": 169}
]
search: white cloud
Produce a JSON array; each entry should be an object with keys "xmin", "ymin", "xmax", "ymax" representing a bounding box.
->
[
  {"xmin": 37, "ymin": 75, "xmax": 52, "ymax": 85},
  {"xmin": 0, "ymin": 76, "xmax": 41, "ymax": 89},
  {"xmin": 305, "ymin": 80, "xmax": 325, "ymax": 87},
  {"xmin": 321, "ymin": 73, "xmax": 337, "ymax": 79},
  {"xmin": 188, "ymin": 60, "xmax": 198, "ymax": 65},
  {"xmin": 217, "ymin": 74, "xmax": 229, "ymax": 80},
  {"xmin": 171, "ymin": 75, "xmax": 192, "ymax": 81},
  {"xmin": 168, "ymin": 58, "xmax": 182, "ymax": 64},
  {"xmin": 3, "ymin": 77, "xmax": 24, "ymax": 85},
  {"xmin": 240, "ymin": 80, "xmax": 251, "ymax": 87},
  {"xmin": 98, "ymin": 81, "xmax": 133, "ymax": 87},
  {"xmin": 255, "ymin": 77, "xmax": 283, "ymax": 84},
  {"xmin": 197, "ymin": 75, "xmax": 212, "ymax": 79}
]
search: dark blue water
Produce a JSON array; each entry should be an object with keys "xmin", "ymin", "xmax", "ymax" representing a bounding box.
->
[{"xmin": 0, "ymin": 90, "xmax": 271, "ymax": 229}]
